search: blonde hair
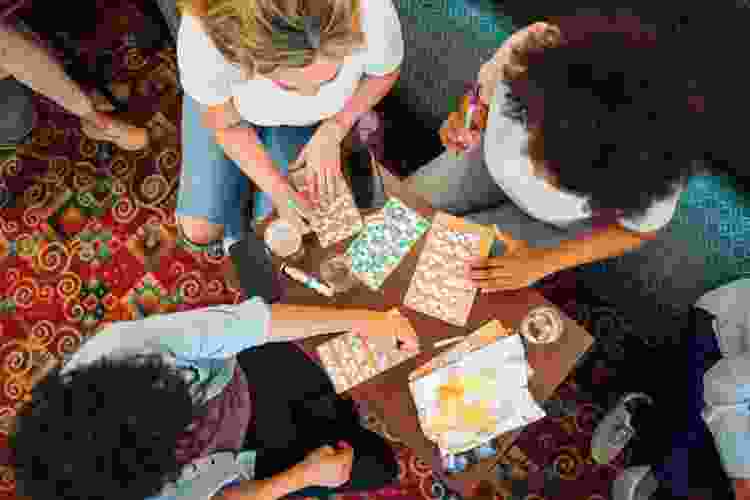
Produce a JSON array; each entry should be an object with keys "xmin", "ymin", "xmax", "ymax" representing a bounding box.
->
[{"xmin": 178, "ymin": 0, "xmax": 364, "ymax": 79}]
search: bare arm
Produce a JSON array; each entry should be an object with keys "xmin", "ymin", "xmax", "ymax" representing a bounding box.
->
[
  {"xmin": 531, "ymin": 222, "xmax": 650, "ymax": 274},
  {"xmin": 266, "ymin": 303, "xmax": 386, "ymax": 342},
  {"xmin": 216, "ymin": 463, "xmax": 309, "ymax": 500},
  {"xmin": 0, "ymin": 21, "xmax": 94, "ymax": 119},
  {"xmin": 201, "ymin": 100, "xmax": 313, "ymax": 232},
  {"xmin": 331, "ymin": 69, "xmax": 400, "ymax": 134}
]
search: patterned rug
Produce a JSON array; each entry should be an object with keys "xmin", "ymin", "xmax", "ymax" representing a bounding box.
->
[{"xmin": 0, "ymin": 2, "xmax": 702, "ymax": 500}]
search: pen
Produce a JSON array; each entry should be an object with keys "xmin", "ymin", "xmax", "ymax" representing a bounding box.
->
[
  {"xmin": 280, "ymin": 263, "xmax": 334, "ymax": 297},
  {"xmin": 434, "ymin": 336, "xmax": 466, "ymax": 348},
  {"xmin": 457, "ymin": 83, "xmax": 481, "ymax": 158},
  {"xmin": 464, "ymin": 101, "xmax": 475, "ymax": 131}
]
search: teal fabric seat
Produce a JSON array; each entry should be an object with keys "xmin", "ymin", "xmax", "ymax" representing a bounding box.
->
[{"xmin": 576, "ymin": 173, "xmax": 750, "ymax": 345}]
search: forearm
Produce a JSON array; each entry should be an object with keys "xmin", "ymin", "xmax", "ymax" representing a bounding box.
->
[
  {"xmin": 0, "ymin": 22, "xmax": 93, "ymax": 118},
  {"xmin": 331, "ymin": 69, "xmax": 400, "ymax": 133},
  {"xmin": 220, "ymin": 465, "xmax": 309, "ymax": 500},
  {"xmin": 532, "ymin": 223, "xmax": 648, "ymax": 273},
  {"xmin": 215, "ymin": 125, "xmax": 290, "ymax": 202},
  {"xmin": 267, "ymin": 303, "xmax": 385, "ymax": 342}
]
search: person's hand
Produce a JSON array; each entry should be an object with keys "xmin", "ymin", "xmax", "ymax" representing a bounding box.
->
[
  {"xmin": 477, "ymin": 22, "xmax": 561, "ymax": 106},
  {"xmin": 297, "ymin": 442, "xmax": 354, "ymax": 488},
  {"xmin": 272, "ymin": 183, "xmax": 318, "ymax": 235},
  {"xmin": 351, "ymin": 310, "xmax": 420, "ymax": 351},
  {"xmin": 82, "ymin": 110, "xmax": 114, "ymax": 131},
  {"xmin": 292, "ymin": 119, "xmax": 348, "ymax": 206},
  {"xmin": 463, "ymin": 230, "xmax": 557, "ymax": 292},
  {"xmin": 439, "ymin": 111, "xmax": 483, "ymax": 155}
]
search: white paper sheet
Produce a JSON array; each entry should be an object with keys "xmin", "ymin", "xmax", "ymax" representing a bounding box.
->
[{"xmin": 409, "ymin": 334, "xmax": 546, "ymax": 455}]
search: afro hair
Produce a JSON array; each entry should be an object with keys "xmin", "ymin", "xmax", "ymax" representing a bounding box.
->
[
  {"xmin": 10, "ymin": 353, "xmax": 209, "ymax": 500},
  {"xmin": 500, "ymin": 13, "xmax": 706, "ymax": 219}
]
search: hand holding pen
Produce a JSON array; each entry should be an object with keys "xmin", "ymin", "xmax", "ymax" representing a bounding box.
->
[{"xmin": 438, "ymin": 83, "xmax": 487, "ymax": 157}]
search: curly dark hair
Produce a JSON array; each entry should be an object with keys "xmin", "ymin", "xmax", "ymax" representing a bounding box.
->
[
  {"xmin": 9, "ymin": 353, "xmax": 210, "ymax": 500},
  {"xmin": 500, "ymin": 13, "xmax": 706, "ymax": 219}
]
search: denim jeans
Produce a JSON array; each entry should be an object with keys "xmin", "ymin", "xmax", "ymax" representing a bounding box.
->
[
  {"xmin": 176, "ymin": 94, "xmax": 320, "ymax": 243},
  {"xmin": 650, "ymin": 306, "xmax": 725, "ymax": 497},
  {"xmin": 403, "ymin": 134, "xmax": 596, "ymax": 257}
]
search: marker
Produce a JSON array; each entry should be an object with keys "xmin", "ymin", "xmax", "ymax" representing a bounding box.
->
[
  {"xmin": 280, "ymin": 263, "xmax": 334, "ymax": 297},
  {"xmin": 434, "ymin": 336, "xmax": 466, "ymax": 349},
  {"xmin": 458, "ymin": 84, "xmax": 481, "ymax": 157},
  {"xmin": 464, "ymin": 101, "xmax": 475, "ymax": 130}
]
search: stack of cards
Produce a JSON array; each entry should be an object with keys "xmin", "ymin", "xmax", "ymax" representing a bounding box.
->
[
  {"xmin": 403, "ymin": 212, "xmax": 494, "ymax": 326},
  {"xmin": 317, "ymin": 309, "xmax": 420, "ymax": 393},
  {"xmin": 346, "ymin": 197, "xmax": 431, "ymax": 291}
]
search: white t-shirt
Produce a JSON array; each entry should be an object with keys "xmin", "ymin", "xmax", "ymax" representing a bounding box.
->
[
  {"xmin": 177, "ymin": 0, "xmax": 404, "ymax": 126},
  {"xmin": 483, "ymin": 81, "xmax": 684, "ymax": 233}
]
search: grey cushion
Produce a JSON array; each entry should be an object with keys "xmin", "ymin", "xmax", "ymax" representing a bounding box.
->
[
  {"xmin": 153, "ymin": 0, "xmax": 179, "ymax": 41},
  {"xmin": 0, "ymin": 77, "xmax": 34, "ymax": 145}
]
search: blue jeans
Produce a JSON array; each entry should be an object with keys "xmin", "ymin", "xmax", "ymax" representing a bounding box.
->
[
  {"xmin": 651, "ymin": 306, "xmax": 724, "ymax": 496},
  {"xmin": 404, "ymin": 134, "xmax": 596, "ymax": 255},
  {"xmin": 176, "ymin": 94, "xmax": 320, "ymax": 243}
]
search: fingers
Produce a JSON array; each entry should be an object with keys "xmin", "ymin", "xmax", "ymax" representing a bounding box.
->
[
  {"xmin": 292, "ymin": 190, "xmax": 315, "ymax": 219},
  {"xmin": 323, "ymin": 170, "xmax": 333, "ymax": 205},
  {"xmin": 338, "ymin": 444, "xmax": 355, "ymax": 471},
  {"xmin": 317, "ymin": 166, "xmax": 327, "ymax": 206},
  {"xmin": 307, "ymin": 169, "xmax": 319, "ymax": 205},
  {"xmin": 396, "ymin": 319, "xmax": 420, "ymax": 350},
  {"xmin": 440, "ymin": 112, "xmax": 481, "ymax": 154},
  {"xmin": 318, "ymin": 445, "xmax": 336, "ymax": 456},
  {"xmin": 493, "ymin": 228, "xmax": 526, "ymax": 255}
]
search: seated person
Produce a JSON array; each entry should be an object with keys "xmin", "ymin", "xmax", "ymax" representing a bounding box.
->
[
  {"xmin": 590, "ymin": 280, "xmax": 748, "ymax": 500},
  {"xmin": 698, "ymin": 278, "xmax": 750, "ymax": 500},
  {"xmin": 404, "ymin": 14, "xmax": 705, "ymax": 293},
  {"xmin": 9, "ymin": 298, "xmax": 419, "ymax": 500},
  {"xmin": 0, "ymin": 20, "xmax": 148, "ymax": 150},
  {"xmin": 173, "ymin": 0, "xmax": 402, "ymax": 255}
]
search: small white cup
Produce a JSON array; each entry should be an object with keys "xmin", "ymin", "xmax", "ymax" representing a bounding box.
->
[{"xmin": 265, "ymin": 219, "xmax": 305, "ymax": 261}]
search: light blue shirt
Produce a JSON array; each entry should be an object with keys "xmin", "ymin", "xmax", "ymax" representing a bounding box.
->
[
  {"xmin": 60, "ymin": 297, "xmax": 272, "ymax": 500},
  {"xmin": 699, "ymin": 279, "xmax": 750, "ymax": 479}
]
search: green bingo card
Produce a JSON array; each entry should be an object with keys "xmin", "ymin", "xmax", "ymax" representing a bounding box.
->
[{"xmin": 346, "ymin": 197, "xmax": 431, "ymax": 290}]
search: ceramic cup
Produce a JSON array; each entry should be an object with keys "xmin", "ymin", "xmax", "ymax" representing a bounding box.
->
[
  {"xmin": 265, "ymin": 218, "xmax": 305, "ymax": 261},
  {"xmin": 520, "ymin": 306, "xmax": 564, "ymax": 344},
  {"xmin": 319, "ymin": 253, "xmax": 357, "ymax": 294}
]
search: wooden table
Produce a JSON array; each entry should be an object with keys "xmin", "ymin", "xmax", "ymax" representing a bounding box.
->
[{"xmin": 255, "ymin": 161, "xmax": 594, "ymax": 499}]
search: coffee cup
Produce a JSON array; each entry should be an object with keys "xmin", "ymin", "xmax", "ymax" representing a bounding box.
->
[
  {"xmin": 520, "ymin": 306, "xmax": 564, "ymax": 344},
  {"xmin": 265, "ymin": 218, "xmax": 305, "ymax": 261}
]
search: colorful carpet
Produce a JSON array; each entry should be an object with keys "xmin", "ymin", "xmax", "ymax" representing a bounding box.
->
[{"xmin": 0, "ymin": 2, "xmax": 704, "ymax": 500}]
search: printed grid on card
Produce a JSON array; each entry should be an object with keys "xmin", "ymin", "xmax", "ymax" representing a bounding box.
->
[
  {"xmin": 317, "ymin": 312, "xmax": 420, "ymax": 393},
  {"xmin": 287, "ymin": 168, "xmax": 364, "ymax": 248},
  {"xmin": 309, "ymin": 185, "xmax": 363, "ymax": 248},
  {"xmin": 403, "ymin": 213, "xmax": 488, "ymax": 326},
  {"xmin": 345, "ymin": 198, "xmax": 430, "ymax": 290}
]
